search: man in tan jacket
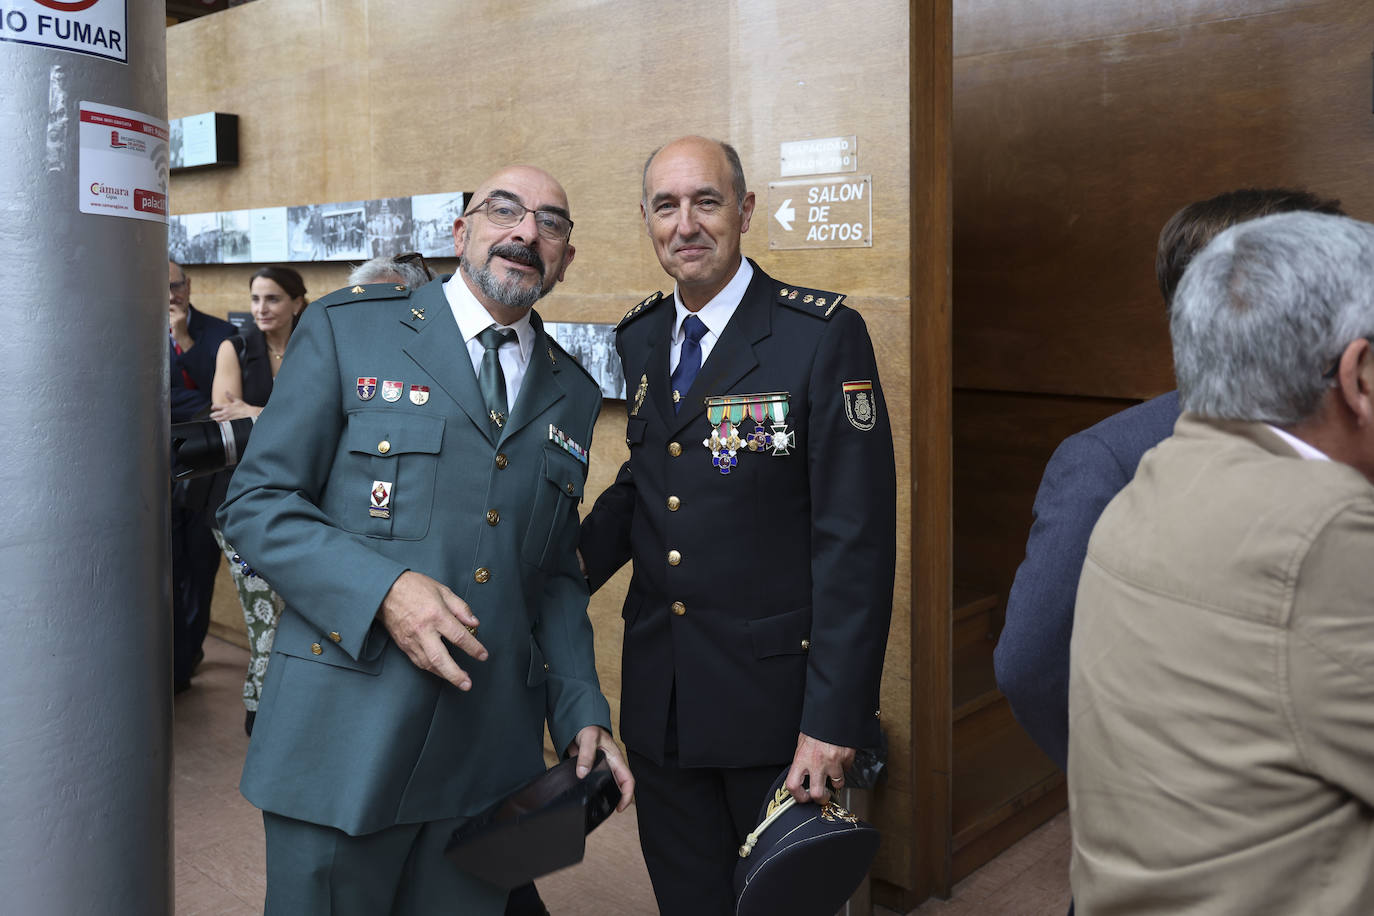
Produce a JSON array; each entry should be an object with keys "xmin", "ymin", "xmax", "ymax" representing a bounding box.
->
[{"xmin": 1069, "ymin": 211, "xmax": 1374, "ymax": 915}]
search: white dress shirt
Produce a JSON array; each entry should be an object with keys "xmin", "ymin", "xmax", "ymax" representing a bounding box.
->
[
  {"xmin": 443, "ymin": 272, "xmax": 535, "ymax": 408},
  {"xmin": 669, "ymin": 256, "xmax": 754, "ymax": 373},
  {"xmin": 1266, "ymin": 423, "xmax": 1332, "ymax": 462}
]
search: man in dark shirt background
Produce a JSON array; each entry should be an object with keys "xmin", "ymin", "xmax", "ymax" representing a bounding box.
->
[{"xmin": 169, "ymin": 260, "xmax": 234, "ymax": 691}]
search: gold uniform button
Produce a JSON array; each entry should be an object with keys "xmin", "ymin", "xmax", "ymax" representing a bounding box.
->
[
  {"xmin": 566, "ymin": 482, "xmax": 575, "ymax": 494},
  {"xmin": 485, "ymin": 509, "xmax": 500, "ymax": 526},
  {"xmin": 310, "ymin": 643, "xmax": 323, "ymax": 655},
  {"xmin": 875, "ymin": 709, "xmax": 882, "ymax": 719},
  {"xmin": 377, "ymin": 440, "xmax": 391, "ymax": 454},
  {"xmin": 671, "ymin": 601, "xmax": 686, "ymax": 616},
  {"xmin": 495, "ymin": 453, "xmax": 509, "ymax": 469},
  {"xmin": 667, "ymin": 549, "xmax": 681, "ymax": 566},
  {"xmin": 668, "ymin": 442, "xmax": 682, "ymax": 457},
  {"xmin": 474, "ymin": 567, "xmax": 491, "ymax": 583},
  {"xmin": 543, "ymin": 663, "xmax": 551, "ymax": 672},
  {"xmin": 801, "ymin": 638, "xmax": 811, "ymax": 651},
  {"xmin": 667, "ymin": 496, "xmax": 680, "ymax": 511},
  {"xmin": 329, "ymin": 631, "xmax": 342, "ymax": 643}
]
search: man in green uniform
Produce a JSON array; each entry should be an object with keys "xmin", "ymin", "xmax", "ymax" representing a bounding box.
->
[{"xmin": 220, "ymin": 165, "xmax": 632, "ymax": 915}]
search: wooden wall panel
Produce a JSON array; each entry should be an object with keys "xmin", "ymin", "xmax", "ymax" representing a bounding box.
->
[
  {"xmin": 953, "ymin": 0, "xmax": 1374, "ymax": 401},
  {"xmin": 169, "ymin": 0, "xmax": 929, "ymax": 896},
  {"xmin": 950, "ymin": 0, "xmax": 1374, "ymax": 879},
  {"xmin": 952, "ymin": 391, "xmax": 1136, "ymax": 609}
]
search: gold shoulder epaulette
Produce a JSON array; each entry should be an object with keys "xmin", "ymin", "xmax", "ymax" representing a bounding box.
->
[
  {"xmin": 618, "ymin": 290, "xmax": 666, "ymax": 329},
  {"xmin": 776, "ymin": 283, "xmax": 846, "ymax": 320}
]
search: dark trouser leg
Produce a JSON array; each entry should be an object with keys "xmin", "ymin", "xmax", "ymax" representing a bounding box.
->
[
  {"xmin": 170, "ymin": 505, "xmax": 214, "ymax": 686},
  {"xmin": 629, "ymin": 750, "xmax": 781, "ymax": 916},
  {"xmin": 504, "ymin": 882, "xmax": 549, "ymax": 916}
]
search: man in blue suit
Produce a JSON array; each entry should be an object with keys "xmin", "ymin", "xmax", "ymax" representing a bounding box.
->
[
  {"xmin": 995, "ymin": 188, "xmax": 1345, "ymax": 772},
  {"xmin": 220, "ymin": 165, "xmax": 632, "ymax": 915}
]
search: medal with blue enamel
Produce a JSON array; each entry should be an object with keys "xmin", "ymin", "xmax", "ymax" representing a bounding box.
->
[{"xmin": 703, "ymin": 392, "xmax": 791, "ymax": 472}]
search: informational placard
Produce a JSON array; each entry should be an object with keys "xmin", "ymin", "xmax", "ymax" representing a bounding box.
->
[
  {"xmin": 0, "ymin": 0, "xmax": 128, "ymax": 64},
  {"xmin": 168, "ymin": 191, "xmax": 467, "ymax": 265},
  {"xmin": 78, "ymin": 100, "xmax": 168, "ymax": 223},
  {"xmin": 767, "ymin": 175, "xmax": 872, "ymax": 250},
  {"xmin": 779, "ymin": 136, "xmax": 858, "ymax": 177},
  {"xmin": 169, "ymin": 112, "xmax": 239, "ymax": 170}
]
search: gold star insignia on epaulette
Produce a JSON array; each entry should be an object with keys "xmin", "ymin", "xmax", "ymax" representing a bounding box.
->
[
  {"xmin": 804, "ymin": 295, "xmax": 814, "ymax": 303},
  {"xmin": 351, "ymin": 285, "xmax": 366, "ymax": 294},
  {"xmin": 394, "ymin": 285, "xmax": 406, "ymax": 291},
  {"xmin": 410, "ymin": 307, "xmax": 425, "ymax": 321},
  {"xmin": 779, "ymin": 288, "xmax": 791, "ymax": 297},
  {"xmin": 816, "ymin": 298, "xmax": 826, "ymax": 307}
]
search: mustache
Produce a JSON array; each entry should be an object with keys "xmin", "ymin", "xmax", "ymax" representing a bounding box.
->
[{"xmin": 488, "ymin": 242, "xmax": 544, "ymax": 275}]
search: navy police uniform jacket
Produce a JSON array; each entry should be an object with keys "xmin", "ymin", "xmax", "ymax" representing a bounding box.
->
[
  {"xmin": 580, "ymin": 261, "xmax": 896, "ymax": 767},
  {"xmin": 218, "ymin": 279, "xmax": 611, "ymax": 836}
]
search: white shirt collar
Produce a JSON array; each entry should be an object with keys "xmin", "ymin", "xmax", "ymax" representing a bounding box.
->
[
  {"xmin": 1265, "ymin": 424, "xmax": 1332, "ymax": 461},
  {"xmin": 673, "ymin": 256, "xmax": 753, "ymax": 341},
  {"xmin": 443, "ymin": 270, "xmax": 534, "ymax": 362}
]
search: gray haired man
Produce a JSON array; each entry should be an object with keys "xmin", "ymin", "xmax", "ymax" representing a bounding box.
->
[{"xmin": 1069, "ymin": 212, "xmax": 1374, "ymax": 914}]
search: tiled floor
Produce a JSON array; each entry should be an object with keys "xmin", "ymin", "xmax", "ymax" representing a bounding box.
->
[{"xmin": 173, "ymin": 636, "xmax": 1071, "ymax": 915}]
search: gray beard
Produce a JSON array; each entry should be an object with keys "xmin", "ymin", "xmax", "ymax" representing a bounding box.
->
[{"xmin": 460, "ymin": 251, "xmax": 546, "ymax": 311}]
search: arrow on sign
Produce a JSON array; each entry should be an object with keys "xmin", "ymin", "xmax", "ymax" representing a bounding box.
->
[{"xmin": 774, "ymin": 199, "xmax": 795, "ymax": 231}]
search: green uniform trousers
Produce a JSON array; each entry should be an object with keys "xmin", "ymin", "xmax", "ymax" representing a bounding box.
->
[{"xmin": 263, "ymin": 811, "xmax": 508, "ymax": 915}]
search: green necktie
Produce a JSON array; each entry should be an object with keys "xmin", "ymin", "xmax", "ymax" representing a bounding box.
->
[{"xmin": 477, "ymin": 326, "xmax": 516, "ymax": 430}]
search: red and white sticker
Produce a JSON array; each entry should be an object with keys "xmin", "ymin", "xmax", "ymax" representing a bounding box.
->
[{"xmin": 78, "ymin": 101, "xmax": 168, "ymax": 223}]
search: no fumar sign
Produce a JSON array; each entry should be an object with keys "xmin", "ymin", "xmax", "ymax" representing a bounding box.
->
[
  {"xmin": 0, "ymin": 0, "xmax": 128, "ymax": 64},
  {"xmin": 767, "ymin": 175, "xmax": 872, "ymax": 250}
]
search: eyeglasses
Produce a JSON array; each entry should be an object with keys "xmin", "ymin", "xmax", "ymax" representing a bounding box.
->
[
  {"xmin": 170, "ymin": 279, "xmax": 188, "ymax": 292},
  {"xmin": 464, "ymin": 196, "xmax": 574, "ymax": 242},
  {"xmin": 393, "ymin": 251, "xmax": 434, "ymax": 280}
]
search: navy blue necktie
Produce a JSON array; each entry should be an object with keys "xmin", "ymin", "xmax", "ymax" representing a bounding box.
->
[{"xmin": 671, "ymin": 315, "xmax": 708, "ymax": 413}]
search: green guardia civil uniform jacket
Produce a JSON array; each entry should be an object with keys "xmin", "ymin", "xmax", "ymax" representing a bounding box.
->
[{"xmin": 218, "ymin": 278, "xmax": 610, "ymax": 836}]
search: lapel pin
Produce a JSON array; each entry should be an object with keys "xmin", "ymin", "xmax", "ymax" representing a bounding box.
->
[{"xmin": 410, "ymin": 307, "xmax": 425, "ymax": 321}]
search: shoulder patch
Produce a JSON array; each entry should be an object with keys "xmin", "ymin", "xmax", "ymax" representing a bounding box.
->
[
  {"xmin": 547, "ymin": 336, "xmax": 599, "ymax": 390},
  {"xmin": 776, "ymin": 283, "xmax": 846, "ymax": 320},
  {"xmin": 617, "ymin": 290, "xmax": 667, "ymax": 330},
  {"xmin": 319, "ymin": 282, "xmax": 413, "ymax": 309}
]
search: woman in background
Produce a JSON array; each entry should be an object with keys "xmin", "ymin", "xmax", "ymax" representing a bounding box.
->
[{"xmin": 210, "ymin": 266, "xmax": 307, "ymax": 735}]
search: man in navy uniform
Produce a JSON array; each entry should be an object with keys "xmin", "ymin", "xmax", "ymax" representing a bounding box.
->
[
  {"xmin": 579, "ymin": 136, "xmax": 896, "ymax": 915},
  {"xmin": 219, "ymin": 165, "xmax": 632, "ymax": 915},
  {"xmin": 168, "ymin": 260, "xmax": 235, "ymax": 691}
]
